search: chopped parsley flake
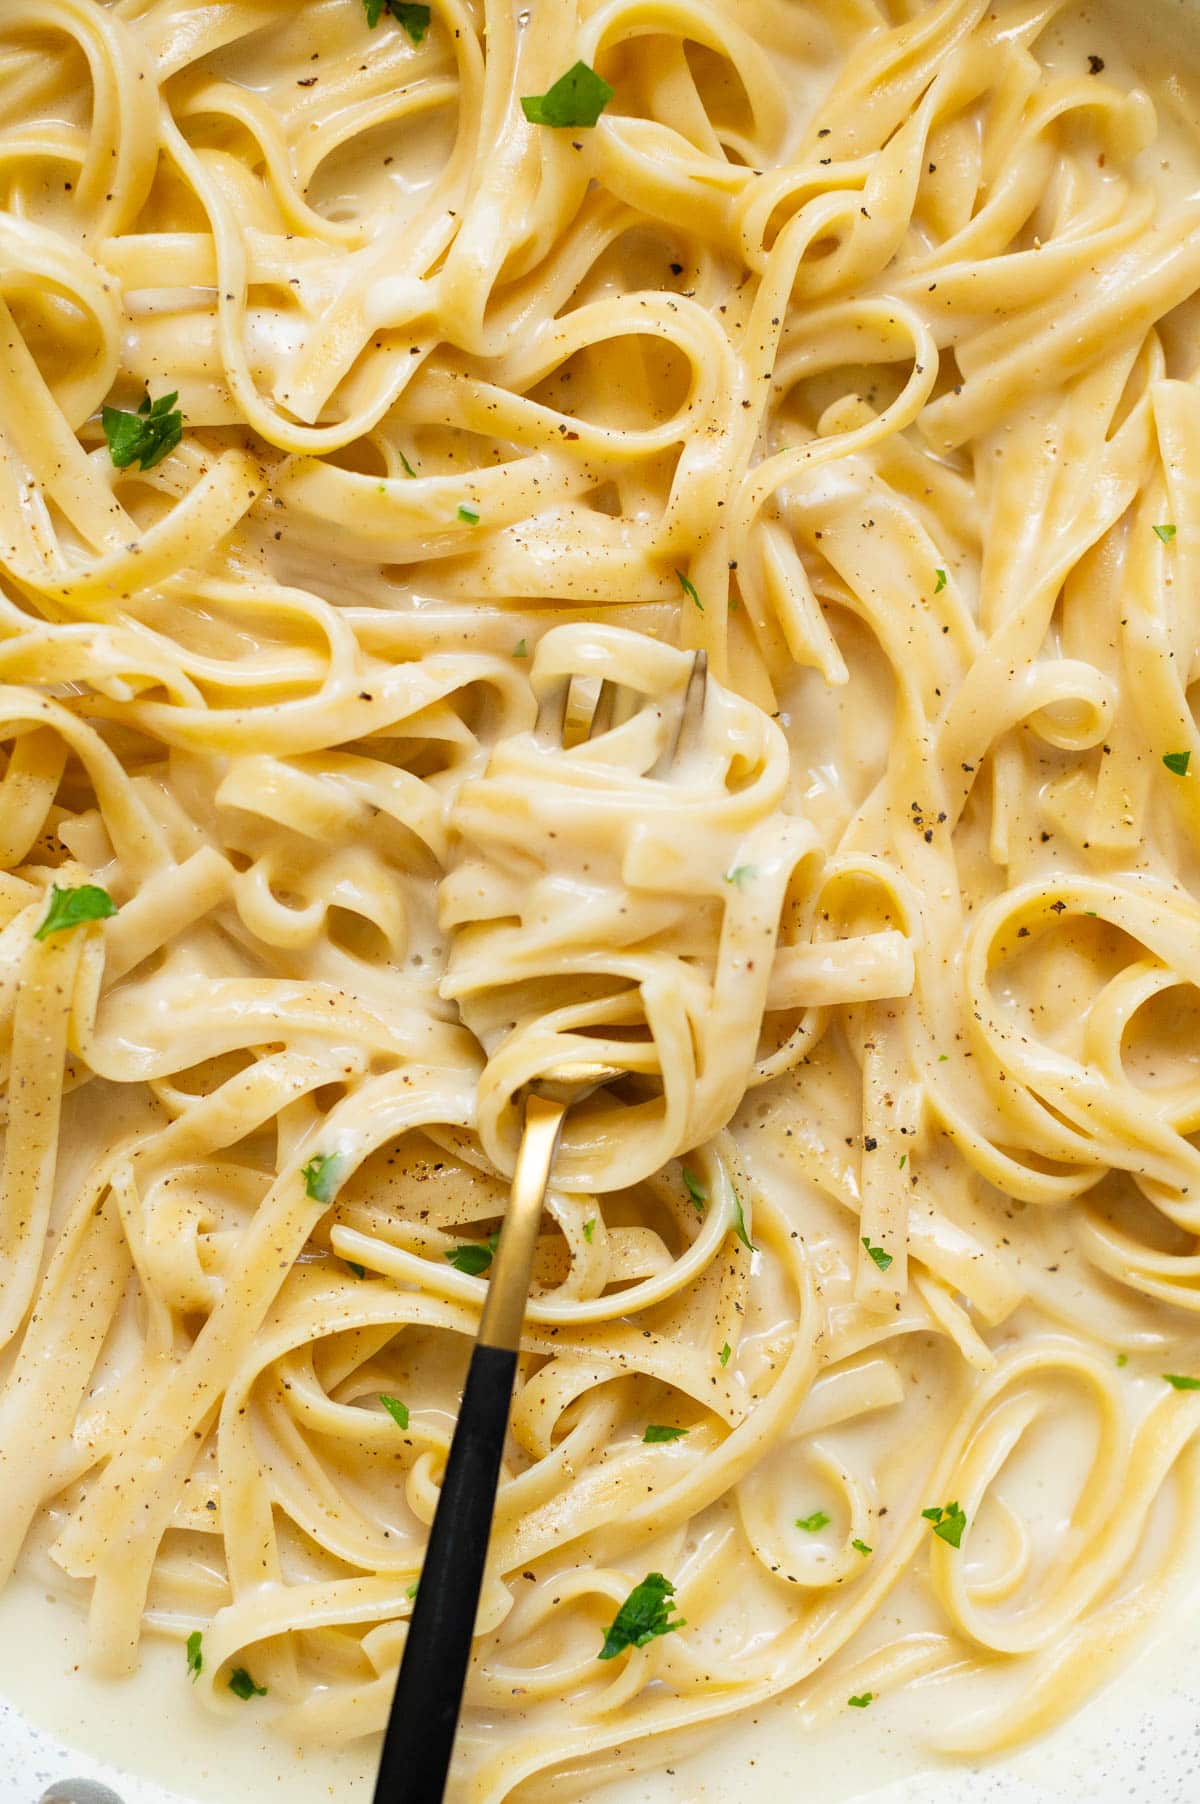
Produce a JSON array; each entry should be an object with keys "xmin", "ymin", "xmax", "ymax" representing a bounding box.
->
[
  {"xmin": 399, "ymin": 450, "xmax": 418, "ymax": 478},
  {"xmin": 300, "ymin": 1152, "xmax": 344, "ymax": 1205},
  {"xmin": 1163, "ymin": 750, "xmax": 1191, "ymax": 776},
  {"xmin": 406, "ymin": 1580, "xmax": 419, "ymax": 1599},
  {"xmin": 682, "ymin": 1167, "xmax": 707, "ymax": 1212},
  {"xmin": 363, "ymin": 0, "xmax": 430, "ymax": 38},
  {"xmin": 597, "ymin": 1572, "xmax": 684, "ymax": 1660},
  {"xmin": 445, "ymin": 1231, "xmax": 499, "ymax": 1276},
  {"xmin": 186, "ymin": 1631, "xmax": 202, "ymax": 1680},
  {"xmin": 34, "ymin": 883, "xmax": 117, "ymax": 941},
  {"xmin": 1116, "ymin": 1352, "xmax": 1128, "ymax": 1368},
  {"xmin": 852, "ymin": 1538, "xmax": 872, "ymax": 1556},
  {"xmin": 228, "ymin": 1667, "xmax": 267, "ymax": 1700},
  {"xmin": 731, "ymin": 1192, "xmax": 755, "ymax": 1252},
  {"xmin": 719, "ymin": 1341, "xmax": 732, "ymax": 1367},
  {"xmin": 933, "ymin": 568, "xmax": 947, "ymax": 593},
  {"xmin": 379, "ymin": 1395, "xmax": 409, "ymax": 1430},
  {"xmin": 1153, "ymin": 523, "xmax": 1177, "ymax": 543},
  {"xmin": 862, "ymin": 1236, "xmax": 893, "ymax": 1273},
  {"xmin": 521, "ymin": 61, "xmax": 613, "ymax": 129},
  {"xmin": 457, "ymin": 505, "xmax": 480, "ymax": 524},
  {"xmin": 583, "ymin": 1217, "xmax": 596, "ymax": 1243},
  {"xmin": 643, "ymin": 1424, "xmax": 688, "ymax": 1443},
  {"xmin": 1163, "ymin": 1373, "xmax": 1200, "ymax": 1390},
  {"xmin": 796, "ymin": 1510, "xmax": 830, "ymax": 1532},
  {"xmin": 676, "ymin": 568, "xmax": 703, "ymax": 611},
  {"xmin": 848, "ymin": 1692, "xmax": 874, "ymax": 1708},
  {"xmin": 102, "ymin": 389, "xmax": 183, "ymax": 471},
  {"xmin": 922, "ymin": 1501, "xmax": 967, "ymax": 1547}
]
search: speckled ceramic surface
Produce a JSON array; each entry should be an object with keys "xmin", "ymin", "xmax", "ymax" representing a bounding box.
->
[{"xmin": 17, "ymin": 1712, "xmax": 189, "ymax": 1804}]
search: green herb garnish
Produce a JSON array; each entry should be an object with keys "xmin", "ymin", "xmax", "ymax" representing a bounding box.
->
[
  {"xmin": 852, "ymin": 1538, "xmax": 872, "ymax": 1555},
  {"xmin": 682, "ymin": 1167, "xmax": 707, "ymax": 1212},
  {"xmin": 399, "ymin": 450, "xmax": 418, "ymax": 477},
  {"xmin": 933, "ymin": 568, "xmax": 947, "ymax": 593},
  {"xmin": 445, "ymin": 1230, "xmax": 498, "ymax": 1276},
  {"xmin": 583, "ymin": 1217, "xmax": 596, "ymax": 1243},
  {"xmin": 1116, "ymin": 1352, "xmax": 1128, "ymax": 1368},
  {"xmin": 186, "ymin": 1630, "xmax": 203, "ymax": 1680},
  {"xmin": 457, "ymin": 505, "xmax": 479, "ymax": 524},
  {"xmin": 300, "ymin": 1152, "xmax": 344, "ymax": 1205},
  {"xmin": 1163, "ymin": 751, "xmax": 1191, "ymax": 776},
  {"xmin": 102, "ymin": 390, "xmax": 183, "ymax": 471},
  {"xmin": 718, "ymin": 1341, "xmax": 732, "ymax": 1367},
  {"xmin": 406, "ymin": 1579, "xmax": 419, "ymax": 1598},
  {"xmin": 392, "ymin": 1, "xmax": 431, "ymax": 40},
  {"xmin": 597, "ymin": 1572, "xmax": 684, "ymax": 1660},
  {"xmin": 228, "ymin": 1667, "xmax": 267, "ymax": 1700},
  {"xmin": 1153, "ymin": 523, "xmax": 1177, "ymax": 543},
  {"xmin": 796, "ymin": 1510, "xmax": 830, "ymax": 1532},
  {"xmin": 731, "ymin": 1192, "xmax": 755, "ymax": 1252},
  {"xmin": 922, "ymin": 1501, "xmax": 967, "ymax": 1547},
  {"xmin": 1164, "ymin": 1373, "xmax": 1200, "ymax": 1390},
  {"xmin": 848, "ymin": 1692, "xmax": 874, "ymax": 1708},
  {"xmin": 676, "ymin": 569, "xmax": 703, "ymax": 611},
  {"xmin": 643, "ymin": 1424, "xmax": 688, "ymax": 1443},
  {"xmin": 379, "ymin": 1395, "xmax": 409, "ymax": 1429},
  {"xmin": 364, "ymin": 0, "xmax": 430, "ymax": 38},
  {"xmin": 521, "ymin": 61, "xmax": 613, "ymax": 129},
  {"xmin": 34, "ymin": 883, "xmax": 117, "ymax": 941},
  {"xmin": 723, "ymin": 864, "xmax": 757, "ymax": 887},
  {"xmin": 861, "ymin": 1236, "xmax": 893, "ymax": 1273}
]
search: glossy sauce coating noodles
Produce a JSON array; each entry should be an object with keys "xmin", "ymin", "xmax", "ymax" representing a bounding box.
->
[{"xmin": 0, "ymin": 0, "xmax": 1199, "ymax": 1798}]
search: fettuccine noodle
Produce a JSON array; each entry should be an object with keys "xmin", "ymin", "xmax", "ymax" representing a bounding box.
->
[{"xmin": 0, "ymin": 0, "xmax": 1199, "ymax": 1796}]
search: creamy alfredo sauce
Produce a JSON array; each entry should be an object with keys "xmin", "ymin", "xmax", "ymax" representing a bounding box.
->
[{"xmin": 1, "ymin": 0, "xmax": 1200, "ymax": 1800}]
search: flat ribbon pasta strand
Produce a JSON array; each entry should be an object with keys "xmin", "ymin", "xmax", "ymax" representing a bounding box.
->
[{"xmin": 0, "ymin": 0, "xmax": 1198, "ymax": 1800}]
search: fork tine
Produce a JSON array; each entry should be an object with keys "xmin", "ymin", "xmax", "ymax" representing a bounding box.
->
[
  {"xmin": 551, "ymin": 656, "xmax": 705, "ymax": 768},
  {"xmin": 651, "ymin": 650, "xmax": 707, "ymax": 776},
  {"xmin": 561, "ymin": 674, "xmax": 601, "ymax": 749},
  {"xmin": 534, "ymin": 681, "xmax": 569, "ymax": 747},
  {"xmin": 610, "ymin": 684, "xmax": 640, "ymax": 731},
  {"xmin": 586, "ymin": 678, "xmax": 617, "ymax": 741},
  {"xmin": 676, "ymin": 649, "xmax": 708, "ymax": 757}
]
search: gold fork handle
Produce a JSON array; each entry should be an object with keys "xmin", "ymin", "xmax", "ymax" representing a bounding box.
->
[
  {"xmin": 376, "ymin": 1092, "xmax": 568, "ymax": 1803},
  {"xmin": 479, "ymin": 1091, "xmax": 567, "ymax": 1351}
]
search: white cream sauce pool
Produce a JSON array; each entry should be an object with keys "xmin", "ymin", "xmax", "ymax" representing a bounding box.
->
[{"xmin": 8, "ymin": 1, "xmax": 1200, "ymax": 1800}]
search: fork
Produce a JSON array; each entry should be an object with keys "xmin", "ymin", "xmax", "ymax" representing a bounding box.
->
[{"xmin": 373, "ymin": 651, "xmax": 708, "ymax": 1804}]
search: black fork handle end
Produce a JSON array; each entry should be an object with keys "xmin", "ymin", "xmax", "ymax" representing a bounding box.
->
[{"xmin": 373, "ymin": 1342, "xmax": 518, "ymax": 1804}]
